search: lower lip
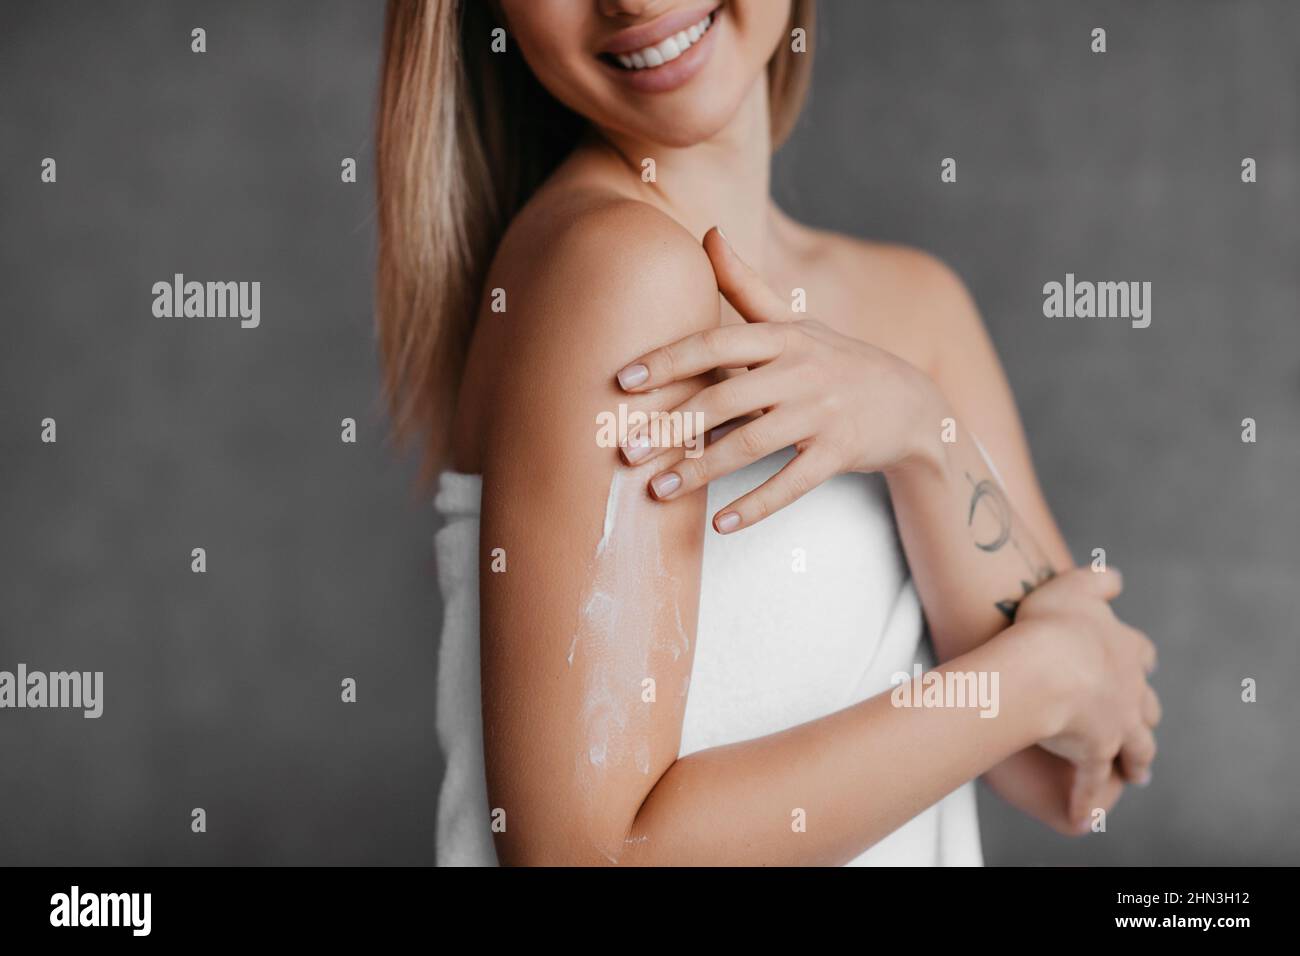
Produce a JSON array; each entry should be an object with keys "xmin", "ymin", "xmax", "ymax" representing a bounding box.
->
[{"xmin": 600, "ymin": 11, "xmax": 722, "ymax": 94}]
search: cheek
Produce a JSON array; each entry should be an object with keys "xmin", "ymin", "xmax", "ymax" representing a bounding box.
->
[
  {"xmin": 509, "ymin": 30, "xmax": 604, "ymax": 116},
  {"xmin": 735, "ymin": 0, "xmax": 793, "ymax": 65},
  {"xmin": 501, "ymin": 6, "xmax": 591, "ymax": 93}
]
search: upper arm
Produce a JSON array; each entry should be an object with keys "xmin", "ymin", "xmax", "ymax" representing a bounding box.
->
[
  {"xmin": 476, "ymin": 201, "xmax": 720, "ymax": 864},
  {"xmin": 912, "ymin": 252, "xmax": 1073, "ymax": 569}
]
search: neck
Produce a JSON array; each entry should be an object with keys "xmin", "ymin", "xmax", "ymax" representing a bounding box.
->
[{"xmin": 591, "ymin": 80, "xmax": 773, "ymax": 273}]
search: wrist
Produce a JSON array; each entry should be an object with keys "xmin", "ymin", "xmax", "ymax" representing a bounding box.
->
[
  {"xmin": 997, "ymin": 620, "xmax": 1072, "ymax": 741},
  {"xmin": 883, "ymin": 374, "xmax": 950, "ymax": 481}
]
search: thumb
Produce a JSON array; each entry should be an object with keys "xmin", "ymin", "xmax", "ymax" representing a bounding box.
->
[
  {"xmin": 1081, "ymin": 565, "xmax": 1124, "ymax": 603},
  {"xmin": 1068, "ymin": 760, "xmax": 1117, "ymax": 833},
  {"xmin": 703, "ymin": 226, "xmax": 789, "ymax": 323},
  {"xmin": 1044, "ymin": 565, "xmax": 1123, "ymax": 605}
]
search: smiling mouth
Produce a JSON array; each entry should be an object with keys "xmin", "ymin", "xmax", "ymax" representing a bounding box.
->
[{"xmin": 602, "ymin": 8, "xmax": 719, "ymax": 71}]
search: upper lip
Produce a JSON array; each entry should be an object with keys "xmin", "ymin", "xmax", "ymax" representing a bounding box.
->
[{"xmin": 598, "ymin": 3, "xmax": 719, "ymax": 56}]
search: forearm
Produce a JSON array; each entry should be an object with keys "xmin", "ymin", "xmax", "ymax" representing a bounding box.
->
[
  {"xmin": 884, "ymin": 395, "xmax": 1070, "ymax": 662},
  {"xmin": 884, "ymin": 393, "xmax": 1080, "ymax": 824},
  {"xmin": 619, "ymin": 627, "xmax": 1059, "ymax": 866}
]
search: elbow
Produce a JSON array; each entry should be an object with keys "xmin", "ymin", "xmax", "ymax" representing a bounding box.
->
[
  {"xmin": 494, "ymin": 834, "xmax": 624, "ymax": 867},
  {"xmin": 492, "ymin": 812, "xmax": 639, "ymax": 867}
]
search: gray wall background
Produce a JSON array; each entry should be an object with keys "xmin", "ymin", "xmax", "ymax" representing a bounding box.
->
[{"xmin": 1, "ymin": 0, "xmax": 1295, "ymax": 865}]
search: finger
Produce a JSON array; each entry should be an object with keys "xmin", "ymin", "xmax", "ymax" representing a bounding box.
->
[
  {"xmin": 712, "ymin": 444, "xmax": 834, "ymax": 533},
  {"xmin": 1085, "ymin": 565, "xmax": 1124, "ymax": 601},
  {"xmin": 1051, "ymin": 758, "xmax": 1125, "ymax": 836},
  {"xmin": 646, "ymin": 412, "xmax": 805, "ymax": 501},
  {"xmin": 1142, "ymin": 685, "xmax": 1162, "ymax": 727},
  {"xmin": 703, "ymin": 226, "xmax": 791, "ymax": 323},
  {"xmin": 1117, "ymin": 725, "xmax": 1156, "ymax": 786},
  {"xmin": 1140, "ymin": 633, "xmax": 1158, "ymax": 675},
  {"xmin": 615, "ymin": 323, "xmax": 784, "ymax": 392},
  {"xmin": 1048, "ymin": 768, "xmax": 1123, "ymax": 837},
  {"xmin": 1068, "ymin": 759, "xmax": 1115, "ymax": 833},
  {"xmin": 622, "ymin": 370, "xmax": 777, "ymax": 466},
  {"xmin": 1053, "ymin": 565, "xmax": 1123, "ymax": 603},
  {"xmin": 1118, "ymin": 624, "xmax": 1158, "ymax": 676}
]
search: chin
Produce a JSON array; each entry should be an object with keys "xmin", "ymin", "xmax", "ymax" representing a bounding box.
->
[
  {"xmin": 620, "ymin": 95, "xmax": 747, "ymax": 148},
  {"xmin": 579, "ymin": 1, "xmax": 768, "ymax": 148},
  {"xmin": 593, "ymin": 50, "xmax": 758, "ymax": 149}
]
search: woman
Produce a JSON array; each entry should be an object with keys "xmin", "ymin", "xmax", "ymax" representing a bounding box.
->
[{"xmin": 378, "ymin": 0, "xmax": 1160, "ymax": 865}]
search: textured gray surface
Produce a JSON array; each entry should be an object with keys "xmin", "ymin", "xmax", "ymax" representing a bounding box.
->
[
  {"xmin": 1, "ymin": 1, "xmax": 1295, "ymax": 865},
  {"xmin": 0, "ymin": 1, "xmax": 431, "ymax": 865},
  {"xmin": 774, "ymin": 0, "xmax": 1300, "ymax": 864}
]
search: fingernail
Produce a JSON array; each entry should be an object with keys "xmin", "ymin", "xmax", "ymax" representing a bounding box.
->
[
  {"xmin": 1076, "ymin": 819, "xmax": 1092, "ymax": 835},
  {"xmin": 650, "ymin": 472, "xmax": 681, "ymax": 499},
  {"xmin": 1136, "ymin": 771, "xmax": 1152, "ymax": 787},
  {"xmin": 715, "ymin": 226, "xmax": 729, "ymax": 245},
  {"xmin": 715, "ymin": 511, "xmax": 741, "ymax": 533},
  {"xmin": 622, "ymin": 431, "xmax": 652, "ymax": 464},
  {"xmin": 616, "ymin": 364, "xmax": 649, "ymax": 390}
]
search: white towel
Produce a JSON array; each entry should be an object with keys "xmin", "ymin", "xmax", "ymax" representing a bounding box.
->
[{"xmin": 432, "ymin": 453, "xmax": 983, "ymax": 866}]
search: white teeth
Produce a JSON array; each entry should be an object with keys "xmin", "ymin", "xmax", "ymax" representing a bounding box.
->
[{"xmin": 612, "ymin": 11, "xmax": 715, "ymax": 71}]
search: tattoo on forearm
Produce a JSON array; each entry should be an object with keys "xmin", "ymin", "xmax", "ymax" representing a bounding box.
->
[
  {"xmin": 965, "ymin": 471, "xmax": 1056, "ymax": 620},
  {"xmin": 966, "ymin": 477, "xmax": 1012, "ymax": 552},
  {"xmin": 993, "ymin": 576, "xmax": 1047, "ymax": 621}
]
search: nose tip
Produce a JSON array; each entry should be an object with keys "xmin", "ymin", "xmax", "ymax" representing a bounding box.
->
[{"xmin": 599, "ymin": 0, "xmax": 664, "ymax": 20}]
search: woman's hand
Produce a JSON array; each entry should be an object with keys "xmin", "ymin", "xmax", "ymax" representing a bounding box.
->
[
  {"xmin": 614, "ymin": 227, "xmax": 944, "ymax": 534},
  {"xmin": 1014, "ymin": 566, "xmax": 1161, "ymax": 831}
]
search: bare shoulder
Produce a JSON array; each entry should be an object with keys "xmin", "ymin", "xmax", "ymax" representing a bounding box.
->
[
  {"xmin": 774, "ymin": 214, "xmax": 984, "ymax": 375},
  {"xmin": 499, "ymin": 187, "xmax": 716, "ymax": 317},
  {"xmin": 485, "ymin": 187, "xmax": 719, "ymax": 366},
  {"xmin": 459, "ymin": 187, "xmax": 721, "ymax": 470},
  {"xmin": 789, "ymin": 220, "xmax": 974, "ymax": 314}
]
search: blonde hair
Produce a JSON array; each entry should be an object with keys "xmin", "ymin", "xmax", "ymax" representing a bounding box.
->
[{"xmin": 376, "ymin": 0, "xmax": 816, "ymax": 477}]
